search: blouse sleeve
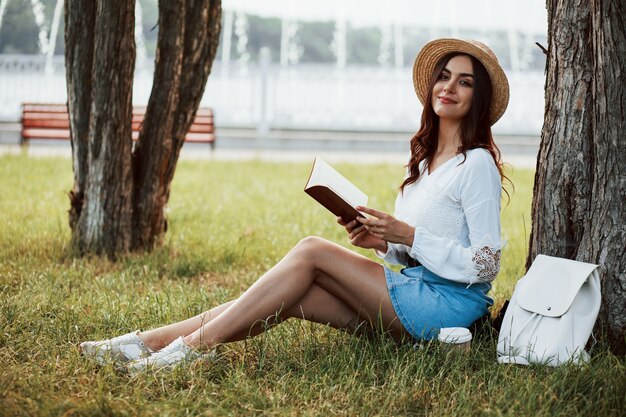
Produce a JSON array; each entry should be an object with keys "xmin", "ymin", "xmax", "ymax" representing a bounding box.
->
[
  {"xmin": 408, "ymin": 151, "xmax": 503, "ymax": 285},
  {"xmin": 375, "ymin": 241, "xmax": 408, "ymax": 265}
]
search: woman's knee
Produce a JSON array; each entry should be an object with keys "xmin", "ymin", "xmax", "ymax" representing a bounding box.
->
[{"xmin": 292, "ymin": 236, "xmax": 334, "ymax": 260}]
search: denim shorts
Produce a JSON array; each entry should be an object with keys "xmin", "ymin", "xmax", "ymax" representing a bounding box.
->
[{"xmin": 384, "ymin": 266, "xmax": 493, "ymax": 340}]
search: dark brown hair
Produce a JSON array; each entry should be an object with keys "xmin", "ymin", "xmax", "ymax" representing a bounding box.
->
[{"xmin": 401, "ymin": 53, "xmax": 511, "ymax": 200}]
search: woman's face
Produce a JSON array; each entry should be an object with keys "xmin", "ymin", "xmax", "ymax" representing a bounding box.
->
[{"xmin": 431, "ymin": 55, "xmax": 474, "ymax": 122}]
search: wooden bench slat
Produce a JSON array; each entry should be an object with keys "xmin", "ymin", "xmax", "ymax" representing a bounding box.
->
[
  {"xmin": 22, "ymin": 115, "xmax": 212, "ymax": 125},
  {"xmin": 22, "ymin": 112, "xmax": 70, "ymax": 120},
  {"xmin": 190, "ymin": 116, "xmax": 213, "ymax": 123},
  {"xmin": 128, "ymin": 107, "xmax": 213, "ymax": 117},
  {"xmin": 22, "ymin": 128, "xmax": 71, "ymax": 139},
  {"xmin": 23, "ymin": 128, "xmax": 214, "ymax": 143},
  {"xmin": 22, "ymin": 112, "xmax": 212, "ymax": 124},
  {"xmin": 183, "ymin": 133, "xmax": 216, "ymax": 142},
  {"xmin": 23, "ymin": 119, "xmax": 70, "ymax": 128},
  {"xmin": 22, "ymin": 104, "xmax": 68, "ymax": 113},
  {"xmin": 131, "ymin": 131, "xmax": 215, "ymax": 142},
  {"xmin": 187, "ymin": 125, "xmax": 214, "ymax": 133}
]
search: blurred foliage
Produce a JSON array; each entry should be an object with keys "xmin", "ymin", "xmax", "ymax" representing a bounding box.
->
[
  {"xmin": 0, "ymin": 0, "xmax": 49, "ymax": 54},
  {"xmin": 243, "ymin": 15, "xmax": 281, "ymax": 62},
  {"xmin": 347, "ymin": 25, "xmax": 382, "ymax": 65},
  {"xmin": 297, "ymin": 20, "xmax": 336, "ymax": 63}
]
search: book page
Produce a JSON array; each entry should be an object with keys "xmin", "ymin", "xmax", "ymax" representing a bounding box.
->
[{"xmin": 307, "ymin": 158, "xmax": 368, "ymax": 208}]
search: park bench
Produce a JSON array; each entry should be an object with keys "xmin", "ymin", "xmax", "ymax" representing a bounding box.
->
[{"xmin": 20, "ymin": 103, "xmax": 216, "ymax": 150}]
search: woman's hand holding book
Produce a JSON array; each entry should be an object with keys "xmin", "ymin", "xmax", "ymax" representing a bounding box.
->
[
  {"xmin": 355, "ymin": 206, "xmax": 415, "ymax": 247},
  {"xmin": 337, "ymin": 217, "xmax": 387, "ymax": 252}
]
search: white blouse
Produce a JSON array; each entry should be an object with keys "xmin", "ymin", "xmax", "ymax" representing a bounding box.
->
[{"xmin": 378, "ymin": 148, "xmax": 502, "ymax": 285}]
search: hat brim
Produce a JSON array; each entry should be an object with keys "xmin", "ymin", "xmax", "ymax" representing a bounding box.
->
[{"xmin": 413, "ymin": 38, "xmax": 510, "ymax": 126}]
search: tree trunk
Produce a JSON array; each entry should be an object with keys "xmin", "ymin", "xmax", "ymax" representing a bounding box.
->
[
  {"xmin": 132, "ymin": 0, "xmax": 222, "ymax": 250},
  {"xmin": 64, "ymin": 0, "xmax": 94, "ymax": 232},
  {"xmin": 65, "ymin": 0, "xmax": 136, "ymax": 256},
  {"xmin": 528, "ymin": 0, "xmax": 626, "ymax": 353},
  {"xmin": 130, "ymin": 0, "xmax": 186, "ymax": 249},
  {"xmin": 65, "ymin": 0, "xmax": 222, "ymax": 256}
]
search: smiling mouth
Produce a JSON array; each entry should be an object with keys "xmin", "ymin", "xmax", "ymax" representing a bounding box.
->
[{"xmin": 438, "ymin": 96, "xmax": 457, "ymax": 104}]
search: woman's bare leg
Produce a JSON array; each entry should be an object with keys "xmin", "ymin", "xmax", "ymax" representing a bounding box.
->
[
  {"xmin": 138, "ymin": 301, "xmax": 236, "ymax": 351},
  {"xmin": 139, "ymin": 278, "xmax": 376, "ymax": 351},
  {"xmin": 184, "ymin": 236, "xmax": 410, "ymax": 350},
  {"xmin": 231, "ymin": 282, "xmax": 374, "ymax": 339}
]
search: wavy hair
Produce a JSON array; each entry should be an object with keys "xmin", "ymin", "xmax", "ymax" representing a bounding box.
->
[{"xmin": 401, "ymin": 53, "xmax": 511, "ymax": 200}]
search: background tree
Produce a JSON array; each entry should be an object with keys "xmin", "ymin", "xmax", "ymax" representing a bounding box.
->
[
  {"xmin": 64, "ymin": 0, "xmax": 222, "ymax": 256},
  {"xmin": 528, "ymin": 0, "xmax": 625, "ymax": 353}
]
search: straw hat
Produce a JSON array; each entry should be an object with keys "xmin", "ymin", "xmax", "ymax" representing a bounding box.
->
[{"xmin": 413, "ymin": 38, "xmax": 510, "ymax": 126}]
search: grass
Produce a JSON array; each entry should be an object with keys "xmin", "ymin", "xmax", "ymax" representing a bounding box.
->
[{"xmin": 0, "ymin": 154, "xmax": 623, "ymax": 417}]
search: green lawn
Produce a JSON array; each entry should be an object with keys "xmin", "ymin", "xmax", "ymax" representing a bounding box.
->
[{"xmin": 0, "ymin": 154, "xmax": 623, "ymax": 417}]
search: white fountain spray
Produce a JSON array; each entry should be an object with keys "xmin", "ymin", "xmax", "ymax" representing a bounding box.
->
[
  {"xmin": 0, "ymin": 0, "xmax": 10, "ymax": 34},
  {"xmin": 287, "ymin": 22, "xmax": 302, "ymax": 66},
  {"xmin": 280, "ymin": 18, "xmax": 291, "ymax": 67},
  {"xmin": 30, "ymin": 0, "xmax": 50, "ymax": 56},
  {"xmin": 220, "ymin": 9, "xmax": 234, "ymax": 78},
  {"xmin": 330, "ymin": 0, "xmax": 347, "ymax": 118},
  {"xmin": 393, "ymin": 24, "xmax": 403, "ymax": 69},
  {"xmin": 330, "ymin": 14, "xmax": 346, "ymax": 69},
  {"xmin": 45, "ymin": 0, "xmax": 63, "ymax": 74},
  {"xmin": 506, "ymin": 1, "xmax": 520, "ymax": 71},
  {"xmin": 280, "ymin": 19, "xmax": 301, "ymax": 66},
  {"xmin": 135, "ymin": 0, "xmax": 148, "ymax": 71},
  {"xmin": 234, "ymin": 11, "xmax": 249, "ymax": 73},
  {"xmin": 378, "ymin": 25, "xmax": 392, "ymax": 67}
]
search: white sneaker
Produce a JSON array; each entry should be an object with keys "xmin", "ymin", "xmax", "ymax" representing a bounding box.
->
[
  {"xmin": 125, "ymin": 336, "xmax": 213, "ymax": 374},
  {"xmin": 80, "ymin": 330, "xmax": 152, "ymax": 365}
]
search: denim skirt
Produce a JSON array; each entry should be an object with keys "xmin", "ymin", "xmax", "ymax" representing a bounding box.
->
[{"xmin": 384, "ymin": 265, "xmax": 493, "ymax": 340}]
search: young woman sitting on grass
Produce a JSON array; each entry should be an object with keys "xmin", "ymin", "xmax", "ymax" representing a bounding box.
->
[{"xmin": 81, "ymin": 38, "xmax": 510, "ymax": 374}]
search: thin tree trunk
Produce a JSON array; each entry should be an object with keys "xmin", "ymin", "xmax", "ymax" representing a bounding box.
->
[
  {"xmin": 529, "ymin": 0, "xmax": 626, "ymax": 353},
  {"xmin": 174, "ymin": 0, "xmax": 222, "ymax": 142},
  {"xmin": 131, "ymin": 0, "xmax": 185, "ymax": 249},
  {"xmin": 64, "ymin": 0, "xmax": 95, "ymax": 230},
  {"xmin": 131, "ymin": 0, "xmax": 222, "ymax": 249}
]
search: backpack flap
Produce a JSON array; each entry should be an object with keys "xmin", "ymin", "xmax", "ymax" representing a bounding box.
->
[{"xmin": 516, "ymin": 254, "xmax": 598, "ymax": 318}]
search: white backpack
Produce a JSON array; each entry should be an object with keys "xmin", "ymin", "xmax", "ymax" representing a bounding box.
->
[{"xmin": 497, "ymin": 254, "xmax": 601, "ymax": 366}]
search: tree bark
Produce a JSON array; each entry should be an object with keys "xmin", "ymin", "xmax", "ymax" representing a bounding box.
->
[
  {"xmin": 64, "ymin": 0, "xmax": 95, "ymax": 231},
  {"xmin": 131, "ymin": 0, "xmax": 186, "ymax": 249},
  {"xmin": 65, "ymin": 0, "xmax": 222, "ymax": 255},
  {"xmin": 528, "ymin": 0, "xmax": 626, "ymax": 353},
  {"xmin": 131, "ymin": 0, "xmax": 222, "ymax": 249},
  {"xmin": 65, "ymin": 0, "xmax": 136, "ymax": 256}
]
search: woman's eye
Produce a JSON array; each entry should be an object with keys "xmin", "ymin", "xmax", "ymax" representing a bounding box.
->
[
  {"xmin": 460, "ymin": 80, "xmax": 473, "ymax": 87},
  {"xmin": 438, "ymin": 74, "xmax": 449, "ymax": 80}
]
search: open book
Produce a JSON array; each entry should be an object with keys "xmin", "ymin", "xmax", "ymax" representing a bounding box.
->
[{"xmin": 304, "ymin": 157, "xmax": 368, "ymax": 222}]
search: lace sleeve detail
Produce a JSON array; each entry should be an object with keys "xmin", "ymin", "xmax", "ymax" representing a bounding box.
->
[{"xmin": 465, "ymin": 245, "xmax": 501, "ymax": 284}]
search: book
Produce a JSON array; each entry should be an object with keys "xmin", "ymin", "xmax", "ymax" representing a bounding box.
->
[{"xmin": 304, "ymin": 157, "xmax": 368, "ymax": 222}]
